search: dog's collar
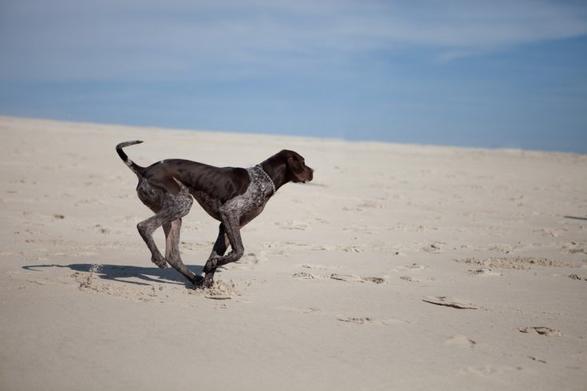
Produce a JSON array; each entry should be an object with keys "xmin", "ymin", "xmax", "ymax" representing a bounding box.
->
[{"xmin": 253, "ymin": 165, "xmax": 276, "ymax": 195}]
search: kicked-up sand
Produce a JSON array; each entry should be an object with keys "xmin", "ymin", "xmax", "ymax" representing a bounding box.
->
[{"xmin": 0, "ymin": 116, "xmax": 586, "ymax": 390}]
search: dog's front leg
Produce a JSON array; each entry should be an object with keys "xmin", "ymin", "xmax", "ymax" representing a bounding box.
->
[
  {"xmin": 202, "ymin": 215, "xmax": 244, "ymax": 288},
  {"xmin": 210, "ymin": 223, "xmax": 229, "ymax": 257},
  {"xmin": 199, "ymin": 224, "xmax": 228, "ymax": 287}
]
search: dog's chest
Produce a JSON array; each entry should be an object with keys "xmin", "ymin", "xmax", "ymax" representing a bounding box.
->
[{"xmin": 193, "ymin": 166, "xmax": 274, "ymax": 224}]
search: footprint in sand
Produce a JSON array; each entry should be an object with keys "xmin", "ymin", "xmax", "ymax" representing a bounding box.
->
[
  {"xmin": 185, "ymin": 280, "xmax": 240, "ymax": 300},
  {"xmin": 456, "ymin": 256, "xmax": 580, "ymax": 270},
  {"xmin": 459, "ymin": 365, "xmax": 520, "ymax": 376},
  {"xmin": 73, "ymin": 266, "xmax": 165, "ymax": 302},
  {"xmin": 274, "ymin": 220, "xmax": 310, "ymax": 231},
  {"xmin": 284, "ymin": 241, "xmax": 311, "ymax": 248},
  {"xmin": 518, "ymin": 326, "xmax": 561, "ymax": 336},
  {"xmin": 300, "ymin": 263, "xmax": 333, "ymax": 271},
  {"xmin": 399, "ymin": 275, "xmax": 422, "ymax": 282},
  {"xmin": 313, "ymin": 245, "xmax": 336, "ymax": 251},
  {"xmin": 528, "ymin": 356, "xmax": 547, "ymax": 364},
  {"xmin": 423, "ymin": 296, "xmax": 479, "ymax": 309},
  {"xmin": 536, "ymin": 227, "xmax": 566, "ymax": 238},
  {"xmin": 291, "ymin": 271, "xmax": 385, "ymax": 284},
  {"xmin": 468, "ymin": 268, "xmax": 502, "ymax": 277},
  {"xmin": 241, "ymin": 251, "xmax": 266, "ymax": 264},
  {"xmin": 94, "ymin": 224, "xmax": 110, "ymax": 234},
  {"xmin": 276, "ymin": 306, "xmax": 320, "ymax": 314},
  {"xmin": 341, "ymin": 245, "xmax": 362, "ymax": 253},
  {"xmin": 362, "ymin": 276, "xmax": 386, "ymax": 284},
  {"xmin": 330, "ymin": 273, "xmax": 363, "ymax": 282},
  {"xmin": 337, "ymin": 316, "xmax": 374, "ymax": 324},
  {"xmin": 444, "ymin": 335, "xmax": 477, "ymax": 348},
  {"xmin": 292, "ymin": 271, "xmax": 319, "ymax": 280},
  {"xmin": 336, "ymin": 316, "xmax": 406, "ymax": 325},
  {"xmin": 230, "ymin": 250, "xmax": 270, "ymax": 270},
  {"xmin": 75, "ymin": 264, "xmax": 102, "ymax": 289},
  {"xmin": 562, "ymin": 241, "xmax": 587, "ymax": 255},
  {"xmin": 393, "ymin": 263, "xmax": 428, "ymax": 272},
  {"xmin": 487, "ymin": 243, "xmax": 515, "ymax": 254},
  {"xmin": 421, "ymin": 242, "xmax": 444, "ymax": 253},
  {"xmin": 330, "ymin": 273, "xmax": 385, "ymax": 284},
  {"xmin": 355, "ymin": 200, "xmax": 384, "ymax": 210}
]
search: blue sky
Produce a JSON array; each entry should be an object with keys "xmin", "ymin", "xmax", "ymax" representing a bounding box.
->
[{"xmin": 1, "ymin": 0, "xmax": 586, "ymax": 152}]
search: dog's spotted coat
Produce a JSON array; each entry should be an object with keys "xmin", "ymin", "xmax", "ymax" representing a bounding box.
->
[{"xmin": 116, "ymin": 140, "xmax": 313, "ymax": 288}]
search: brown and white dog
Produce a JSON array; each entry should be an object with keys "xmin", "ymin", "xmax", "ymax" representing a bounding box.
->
[{"xmin": 116, "ymin": 141, "xmax": 313, "ymax": 288}]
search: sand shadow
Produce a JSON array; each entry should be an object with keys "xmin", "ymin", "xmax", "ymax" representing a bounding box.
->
[
  {"xmin": 22, "ymin": 263, "xmax": 204, "ymax": 287},
  {"xmin": 564, "ymin": 216, "xmax": 587, "ymax": 221}
]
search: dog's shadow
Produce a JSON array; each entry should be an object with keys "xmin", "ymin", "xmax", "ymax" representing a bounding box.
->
[{"xmin": 22, "ymin": 263, "xmax": 204, "ymax": 287}]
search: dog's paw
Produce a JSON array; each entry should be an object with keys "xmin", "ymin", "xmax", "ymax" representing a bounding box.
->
[
  {"xmin": 192, "ymin": 275, "xmax": 205, "ymax": 289},
  {"xmin": 203, "ymin": 276, "xmax": 214, "ymax": 289},
  {"xmin": 151, "ymin": 255, "xmax": 168, "ymax": 269}
]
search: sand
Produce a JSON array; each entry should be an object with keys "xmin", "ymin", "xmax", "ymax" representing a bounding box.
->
[{"xmin": 0, "ymin": 116, "xmax": 586, "ymax": 390}]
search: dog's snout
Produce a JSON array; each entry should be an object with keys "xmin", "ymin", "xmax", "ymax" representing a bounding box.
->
[{"xmin": 306, "ymin": 167, "xmax": 314, "ymax": 182}]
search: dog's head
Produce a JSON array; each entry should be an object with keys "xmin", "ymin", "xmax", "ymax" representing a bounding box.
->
[{"xmin": 280, "ymin": 149, "xmax": 314, "ymax": 183}]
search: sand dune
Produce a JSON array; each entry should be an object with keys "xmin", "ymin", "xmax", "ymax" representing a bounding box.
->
[{"xmin": 1, "ymin": 116, "xmax": 586, "ymax": 390}]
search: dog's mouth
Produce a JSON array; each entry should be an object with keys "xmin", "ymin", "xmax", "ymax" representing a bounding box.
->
[
  {"xmin": 293, "ymin": 167, "xmax": 313, "ymax": 183},
  {"xmin": 303, "ymin": 168, "xmax": 314, "ymax": 183}
]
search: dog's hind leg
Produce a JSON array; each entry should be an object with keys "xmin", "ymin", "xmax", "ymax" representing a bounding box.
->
[
  {"xmin": 164, "ymin": 218, "xmax": 204, "ymax": 286},
  {"xmin": 162, "ymin": 221, "xmax": 172, "ymax": 266},
  {"xmin": 137, "ymin": 183, "xmax": 194, "ymax": 280},
  {"xmin": 137, "ymin": 213, "xmax": 168, "ymax": 269}
]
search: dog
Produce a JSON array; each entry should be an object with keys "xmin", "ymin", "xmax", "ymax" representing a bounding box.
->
[{"xmin": 116, "ymin": 140, "xmax": 313, "ymax": 288}]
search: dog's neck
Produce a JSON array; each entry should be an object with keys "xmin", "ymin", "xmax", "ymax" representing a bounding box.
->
[
  {"xmin": 252, "ymin": 165, "xmax": 276, "ymax": 195},
  {"xmin": 259, "ymin": 160, "xmax": 289, "ymax": 191}
]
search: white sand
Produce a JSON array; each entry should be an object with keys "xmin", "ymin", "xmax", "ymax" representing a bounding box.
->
[{"xmin": 1, "ymin": 116, "xmax": 586, "ymax": 390}]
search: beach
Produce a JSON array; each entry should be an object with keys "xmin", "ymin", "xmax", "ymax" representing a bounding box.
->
[{"xmin": 0, "ymin": 116, "xmax": 586, "ymax": 390}]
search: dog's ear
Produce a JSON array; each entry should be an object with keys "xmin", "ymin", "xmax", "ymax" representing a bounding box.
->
[{"xmin": 287, "ymin": 156, "xmax": 306, "ymax": 182}]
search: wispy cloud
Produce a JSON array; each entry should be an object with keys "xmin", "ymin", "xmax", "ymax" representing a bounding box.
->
[{"xmin": 1, "ymin": 0, "xmax": 586, "ymax": 81}]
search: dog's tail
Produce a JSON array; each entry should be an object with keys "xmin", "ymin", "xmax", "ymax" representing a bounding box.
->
[{"xmin": 116, "ymin": 140, "xmax": 145, "ymax": 176}]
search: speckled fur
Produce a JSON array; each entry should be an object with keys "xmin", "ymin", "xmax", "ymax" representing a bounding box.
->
[
  {"xmin": 199, "ymin": 166, "xmax": 277, "ymax": 285},
  {"xmin": 133, "ymin": 166, "xmax": 276, "ymax": 287},
  {"xmin": 221, "ymin": 166, "xmax": 275, "ymax": 225},
  {"xmin": 136, "ymin": 177, "xmax": 197, "ymax": 283}
]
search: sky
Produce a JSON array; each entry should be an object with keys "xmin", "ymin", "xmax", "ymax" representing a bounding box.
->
[{"xmin": 1, "ymin": 0, "xmax": 586, "ymax": 152}]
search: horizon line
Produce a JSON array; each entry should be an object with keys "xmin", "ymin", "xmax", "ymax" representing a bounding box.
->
[{"xmin": 2, "ymin": 114, "xmax": 585, "ymax": 157}]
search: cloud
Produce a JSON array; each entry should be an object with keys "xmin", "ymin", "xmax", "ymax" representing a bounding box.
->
[{"xmin": 1, "ymin": 0, "xmax": 586, "ymax": 81}]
